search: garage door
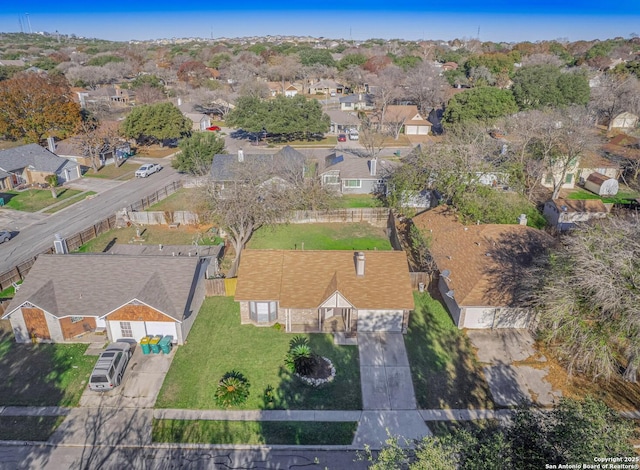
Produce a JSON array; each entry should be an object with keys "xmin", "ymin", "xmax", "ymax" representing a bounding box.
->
[
  {"xmin": 145, "ymin": 321, "xmax": 177, "ymax": 338},
  {"xmin": 109, "ymin": 321, "xmax": 147, "ymax": 342},
  {"xmin": 357, "ymin": 310, "xmax": 403, "ymax": 332},
  {"xmin": 405, "ymin": 126, "xmax": 418, "ymax": 135}
]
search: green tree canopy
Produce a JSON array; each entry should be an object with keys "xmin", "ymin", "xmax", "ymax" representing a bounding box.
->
[
  {"xmin": 464, "ymin": 51, "xmax": 521, "ymax": 76},
  {"xmin": 120, "ymin": 102, "xmax": 191, "ymax": 145},
  {"xmin": 337, "ymin": 53, "xmax": 367, "ymax": 71},
  {"xmin": 226, "ymin": 95, "xmax": 329, "ymax": 141},
  {"xmin": 172, "ymin": 132, "xmax": 225, "ymax": 176},
  {"xmin": 298, "ymin": 49, "xmax": 336, "ymax": 67},
  {"xmin": 443, "ymin": 87, "xmax": 518, "ymax": 125},
  {"xmin": 511, "ymin": 65, "xmax": 590, "ymax": 109}
]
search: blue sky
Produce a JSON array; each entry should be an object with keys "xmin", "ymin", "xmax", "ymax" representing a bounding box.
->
[{"xmin": 0, "ymin": 1, "xmax": 639, "ymax": 43}]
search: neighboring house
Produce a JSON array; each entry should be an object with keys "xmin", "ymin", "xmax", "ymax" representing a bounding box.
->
[
  {"xmin": 210, "ymin": 146, "xmax": 306, "ymax": 188},
  {"xmin": 0, "ymin": 144, "xmax": 81, "ymax": 190},
  {"xmin": 339, "ymin": 93, "xmax": 375, "ymax": 112},
  {"xmin": 541, "ymin": 157, "xmax": 579, "ymax": 192},
  {"xmin": 2, "ymin": 254, "xmax": 210, "ymax": 344},
  {"xmin": 284, "ymin": 84, "xmax": 302, "ymax": 97},
  {"xmin": 383, "ymin": 105, "xmax": 431, "ymax": 135},
  {"xmin": 184, "ymin": 112, "xmax": 212, "ymax": 131},
  {"xmin": 325, "ymin": 109, "xmax": 361, "ymax": 134},
  {"xmin": 577, "ymin": 151, "xmax": 620, "ymax": 182},
  {"xmin": 413, "ymin": 205, "xmax": 553, "ymax": 329},
  {"xmin": 267, "ymin": 82, "xmax": 301, "ymax": 97},
  {"xmin": 0, "ymin": 59, "xmax": 26, "ymax": 67},
  {"xmin": 234, "ymin": 250, "xmax": 415, "ymax": 333},
  {"xmin": 609, "ymin": 111, "xmax": 639, "ymax": 131},
  {"xmin": 319, "ymin": 153, "xmax": 395, "ymax": 195},
  {"xmin": 543, "ymin": 198, "xmax": 609, "ymax": 231},
  {"xmin": 308, "ymin": 79, "xmax": 344, "ymax": 95},
  {"xmin": 76, "ymin": 86, "xmax": 135, "ymax": 108}
]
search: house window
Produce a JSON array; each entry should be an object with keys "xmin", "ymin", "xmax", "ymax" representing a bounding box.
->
[
  {"xmin": 343, "ymin": 179, "xmax": 361, "ymax": 188},
  {"xmin": 323, "ymin": 174, "xmax": 339, "ymax": 184},
  {"xmin": 249, "ymin": 302, "xmax": 277, "ymax": 323},
  {"xmin": 565, "ymin": 173, "xmax": 573, "ymax": 184},
  {"xmin": 544, "ymin": 174, "xmax": 553, "ymax": 185},
  {"xmin": 120, "ymin": 322, "xmax": 133, "ymax": 338},
  {"xmin": 70, "ymin": 316, "xmax": 83, "ymax": 324}
]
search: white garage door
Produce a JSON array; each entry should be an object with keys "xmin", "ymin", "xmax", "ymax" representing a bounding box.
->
[
  {"xmin": 417, "ymin": 126, "xmax": 429, "ymax": 135},
  {"xmin": 109, "ymin": 321, "xmax": 147, "ymax": 342},
  {"xmin": 357, "ymin": 310, "xmax": 403, "ymax": 332},
  {"xmin": 145, "ymin": 321, "xmax": 177, "ymax": 339},
  {"xmin": 405, "ymin": 126, "xmax": 418, "ymax": 135}
]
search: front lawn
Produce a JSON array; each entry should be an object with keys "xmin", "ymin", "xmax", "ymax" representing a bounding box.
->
[
  {"xmin": 405, "ymin": 292, "xmax": 494, "ymax": 409},
  {"xmin": 247, "ymin": 222, "xmax": 392, "ymax": 251},
  {"xmin": 0, "ymin": 188, "xmax": 83, "ymax": 212},
  {"xmin": 0, "ymin": 416, "xmax": 65, "ymax": 441},
  {"xmin": 75, "ymin": 224, "xmax": 217, "ymax": 253},
  {"xmin": 0, "ymin": 327, "xmax": 96, "ymax": 407},
  {"xmin": 84, "ymin": 163, "xmax": 138, "ymax": 180},
  {"xmin": 43, "ymin": 191, "xmax": 97, "ymax": 214},
  {"xmin": 152, "ymin": 420, "xmax": 357, "ymax": 445},
  {"xmin": 155, "ymin": 297, "xmax": 361, "ymax": 410}
]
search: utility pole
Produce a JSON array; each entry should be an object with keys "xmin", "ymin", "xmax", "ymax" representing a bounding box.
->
[{"xmin": 25, "ymin": 13, "xmax": 32, "ymax": 33}]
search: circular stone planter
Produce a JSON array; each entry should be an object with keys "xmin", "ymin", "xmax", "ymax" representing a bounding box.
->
[{"xmin": 295, "ymin": 356, "xmax": 336, "ymax": 387}]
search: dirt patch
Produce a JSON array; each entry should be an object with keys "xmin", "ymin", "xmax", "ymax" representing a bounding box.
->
[{"xmin": 135, "ymin": 145, "xmax": 176, "ymax": 158}]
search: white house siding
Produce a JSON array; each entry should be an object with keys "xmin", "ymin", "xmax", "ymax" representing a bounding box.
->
[
  {"xmin": 438, "ymin": 277, "xmax": 462, "ymax": 327},
  {"xmin": 321, "ymin": 292, "xmax": 353, "ymax": 308},
  {"xmin": 108, "ymin": 320, "xmax": 147, "ymax": 342},
  {"xmin": 46, "ymin": 314, "xmax": 65, "ymax": 342},
  {"xmin": 9, "ymin": 310, "xmax": 29, "ymax": 342},
  {"xmin": 357, "ymin": 309, "xmax": 404, "ymax": 332},
  {"xmin": 56, "ymin": 165, "xmax": 81, "ymax": 183},
  {"xmin": 145, "ymin": 321, "xmax": 177, "ymax": 338}
]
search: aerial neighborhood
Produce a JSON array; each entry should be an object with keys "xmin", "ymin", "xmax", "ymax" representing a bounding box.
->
[{"xmin": 0, "ymin": 30, "xmax": 639, "ymax": 467}]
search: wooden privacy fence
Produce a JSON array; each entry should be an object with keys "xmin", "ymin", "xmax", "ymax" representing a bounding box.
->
[
  {"xmin": 283, "ymin": 208, "xmax": 390, "ymax": 226},
  {"xmin": 205, "ymin": 278, "xmax": 237, "ymax": 297},
  {"xmin": 127, "ymin": 180, "xmax": 182, "ymax": 212},
  {"xmin": 410, "ymin": 272, "xmax": 431, "ymax": 290},
  {"xmin": 128, "ymin": 211, "xmax": 199, "ymax": 226},
  {"xmin": 63, "ymin": 215, "xmax": 117, "ymax": 252}
]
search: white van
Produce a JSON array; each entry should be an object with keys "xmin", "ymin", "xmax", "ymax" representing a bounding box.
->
[
  {"xmin": 349, "ymin": 130, "xmax": 359, "ymax": 141},
  {"xmin": 89, "ymin": 341, "xmax": 132, "ymax": 391}
]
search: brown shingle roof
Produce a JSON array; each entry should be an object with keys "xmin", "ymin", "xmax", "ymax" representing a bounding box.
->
[
  {"xmin": 234, "ymin": 250, "xmax": 414, "ymax": 310},
  {"xmin": 549, "ymin": 198, "xmax": 608, "ymax": 214},
  {"xmin": 413, "ymin": 206, "xmax": 552, "ymax": 308}
]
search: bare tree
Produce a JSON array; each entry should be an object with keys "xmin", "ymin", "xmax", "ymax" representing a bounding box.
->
[
  {"xmin": 589, "ymin": 74, "xmax": 640, "ymax": 128},
  {"xmin": 521, "ymin": 53, "xmax": 566, "ymax": 67},
  {"xmin": 201, "ymin": 159, "xmax": 297, "ymax": 278},
  {"xmin": 134, "ymin": 84, "xmax": 165, "ymax": 104},
  {"xmin": 75, "ymin": 119, "xmax": 121, "ymax": 172},
  {"xmin": 405, "ymin": 61, "xmax": 448, "ymax": 116},
  {"xmin": 358, "ymin": 117, "xmax": 387, "ymax": 159},
  {"xmin": 371, "ymin": 65, "xmax": 404, "ymax": 125}
]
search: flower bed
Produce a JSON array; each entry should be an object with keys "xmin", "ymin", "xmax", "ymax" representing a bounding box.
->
[{"xmin": 295, "ymin": 357, "xmax": 336, "ymax": 387}]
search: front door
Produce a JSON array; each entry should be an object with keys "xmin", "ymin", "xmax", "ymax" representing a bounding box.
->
[{"xmin": 22, "ymin": 308, "xmax": 51, "ymax": 340}]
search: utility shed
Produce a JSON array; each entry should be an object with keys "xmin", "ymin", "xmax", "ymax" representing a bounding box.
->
[{"xmin": 584, "ymin": 172, "xmax": 619, "ymax": 197}]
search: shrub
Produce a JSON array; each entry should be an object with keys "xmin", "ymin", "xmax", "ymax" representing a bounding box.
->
[{"xmin": 214, "ymin": 370, "xmax": 250, "ymax": 407}]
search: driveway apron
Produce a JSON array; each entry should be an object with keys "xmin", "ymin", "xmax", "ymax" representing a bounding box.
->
[{"xmin": 354, "ymin": 333, "xmax": 430, "ymax": 448}]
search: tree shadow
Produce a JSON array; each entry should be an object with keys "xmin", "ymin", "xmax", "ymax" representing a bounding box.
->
[{"xmin": 0, "ymin": 192, "xmax": 17, "ymax": 204}]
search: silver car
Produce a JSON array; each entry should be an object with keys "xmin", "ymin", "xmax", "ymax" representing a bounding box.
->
[
  {"xmin": 135, "ymin": 163, "xmax": 162, "ymax": 178},
  {"xmin": 89, "ymin": 341, "xmax": 132, "ymax": 391},
  {"xmin": 0, "ymin": 230, "xmax": 10, "ymax": 244}
]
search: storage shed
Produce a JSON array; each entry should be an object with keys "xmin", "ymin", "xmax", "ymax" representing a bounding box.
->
[{"xmin": 584, "ymin": 172, "xmax": 619, "ymax": 197}]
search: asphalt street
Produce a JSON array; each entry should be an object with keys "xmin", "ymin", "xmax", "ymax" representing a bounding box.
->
[{"xmin": 0, "ymin": 159, "xmax": 181, "ymax": 274}]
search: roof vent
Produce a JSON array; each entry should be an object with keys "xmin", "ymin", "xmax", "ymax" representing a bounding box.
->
[
  {"xmin": 355, "ymin": 252, "xmax": 365, "ymax": 276},
  {"xmin": 441, "ymin": 269, "xmax": 450, "ymax": 278},
  {"xmin": 445, "ymin": 290, "xmax": 455, "ymax": 299}
]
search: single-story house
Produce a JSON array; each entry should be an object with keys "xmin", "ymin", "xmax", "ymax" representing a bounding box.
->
[
  {"xmin": 184, "ymin": 112, "xmax": 212, "ymax": 131},
  {"xmin": 2, "ymin": 254, "xmax": 210, "ymax": 344},
  {"xmin": 339, "ymin": 93, "xmax": 375, "ymax": 112},
  {"xmin": 308, "ymin": 79, "xmax": 344, "ymax": 95},
  {"xmin": 383, "ymin": 105, "xmax": 431, "ymax": 135},
  {"xmin": 210, "ymin": 146, "xmax": 307, "ymax": 188},
  {"xmin": 541, "ymin": 157, "xmax": 579, "ymax": 192},
  {"xmin": 543, "ymin": 198, "xmax": 609, "ymax": 231},
  {"xmin": 325, "ymin": 109, "xmax": 361, "ymax": 134},
  {"xmin": 577, "ymin": 151, "xmax": 620, "ymax": 182},
  {"xmin": 76, "ymin": 86, "xmax": 135, "ymax": 108},
  {"xmin": 0, "ymin": 144, "xmax": 81, "ymax": 190},
  {"xmin": 413, "ymin": 206, "xmax": 553, "ymax": 329},
  {"xmin": 319, "ymin": 153, "xmax": 395, "ymax": 195},
  {"xmin": 234, "ymin": 250, "xmax": 415, "ymax": 333},
  {"xmin": 0, "ymin": 59, "xmax": 26, "ymax": 67}
]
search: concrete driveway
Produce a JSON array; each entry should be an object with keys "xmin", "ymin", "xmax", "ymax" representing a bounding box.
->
[
  {"xmin": 467, "ymin": 329, "xmax": 562, "ymax": 406},
  {"xmin": 79, "ymin": 344, "xmax": 175, "ymax": 409}
]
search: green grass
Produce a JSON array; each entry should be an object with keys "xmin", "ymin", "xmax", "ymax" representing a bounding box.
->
[
  {"xmin": 84, "ymin": 163, "xmax": 138, "ymax": 180},
  {"xmin": 332, "ymin": 194, "xmax": 384, "ymax": 208},
  {"xmin": 0, "ymin": 282, "xmax": 20, "ymax": 299},
  {"xmin": 146, "ymin": 188, "xmax": 198, "ymax": 211},
  {"xmin": 247, "ymin": 223, "xmax": 392, "ymax": 251},
  {"xmin": 155, "ymin": 297, "xmax": 361, "ymax": 410},
  {"xmin": 152, "ymin": 419, "xmax": 357, "ymax": 445},
  {"xmin": 0, "ymin": 416, "xmax": 65, "ymax": 441},
  {"xmin": 0, "ymin": 330, "xmax": 96, "ymax": 407},
  {"xmin": 273, "ymin": 136, "xmax": 337, "ymax": 147},
  {"xmin": 0, "ymin": 188, "xmax": 83, "ymax": 212},
  {"xmin": 75, "ymin": 225, "xmax": 218, "ymax": 253},
  {"xmin": 43, "ymin": 191, "xmax": 97, "ymax": 214},
  {"xmin": 567, "ymin": 186, "xmax": 640, "ymax": 204},
  {"xmin": 405, "ymin": 292, "xmax": 494, "ymax": 409}
]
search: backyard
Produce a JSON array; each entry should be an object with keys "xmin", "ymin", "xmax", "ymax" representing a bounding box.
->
[
  {"xmin": 155, "ymin": 296, "xmax": 361, "ymax": 411},
  {"xmin": 0, "ymin": 188, "xmax": 84, "ymax": 212},
  {"xmin": 332, "ymin": 194, "xmax": 383, "ymax": 208},
  {"xmin": 247, "ymin": 222, "xmax": 392, "ymax": 251},
  {"xmin": 75, "ymin": 224, "xmax": 219, "ymax": 253},
  {"xmin": 146, "ymin": 187, "xmax": 199, "ymax": 212},
  {"xmin": 567, "ymin": 185, "xmax": 640, "ymax": 204},
  {"xmin": 405, "ymin": 292, "xmax": 495, "ymax": 409}
]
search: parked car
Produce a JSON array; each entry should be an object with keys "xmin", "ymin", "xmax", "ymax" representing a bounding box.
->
[
  {"xmin": 349, "ymin": 130, "xmax": 359, "ymax": 141},
  {"xmin": 337, "ymin": 134, "xmax": 347, "ymax": 142},
  {"xmin": 0, "ymin": 230, "xmax": 11, "ymax": 244},
  {"xmin": 89, "ymin": 341, "xmax": 132, "ymax": 391},
  {"xmin": 135, "ymin": 163, "xmax": 162, "ymax": 178},
  {"xmin": 206, "ymin": 125, "xmax": 221, "ymax": 132}
]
